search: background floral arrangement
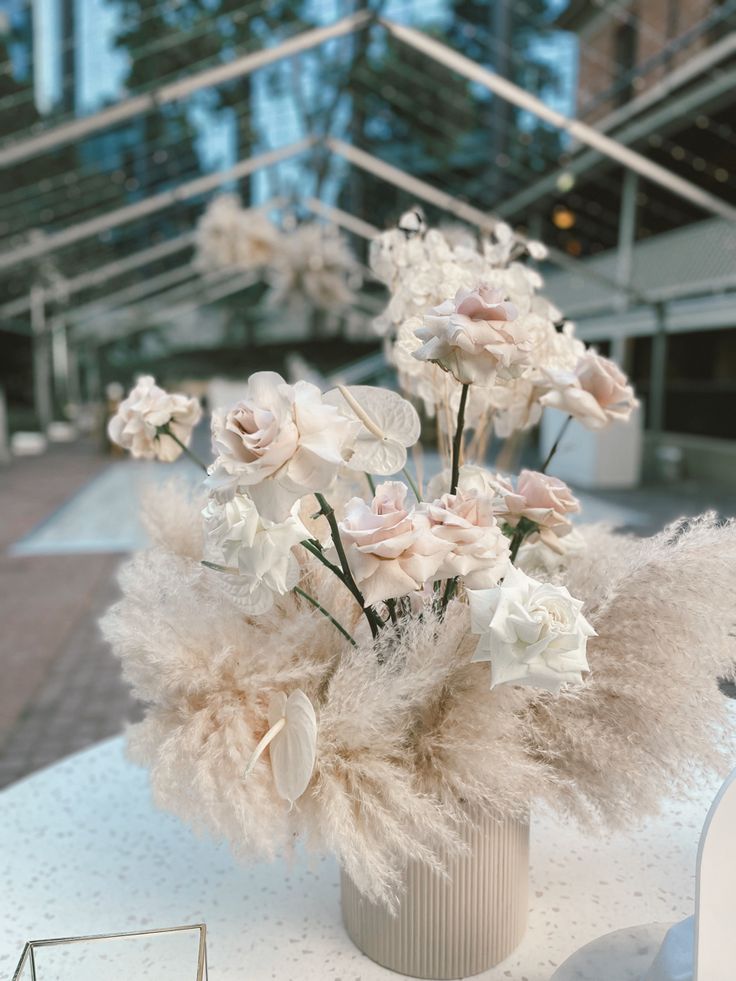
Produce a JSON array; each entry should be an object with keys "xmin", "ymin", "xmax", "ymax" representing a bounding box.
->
[
  {"xmin": 195, "ymin": 194, "xmax": 360, "ymax": 312},
  {"xmin": 102, "ymin": 214, "xmax": 736, "ymax": 907}
]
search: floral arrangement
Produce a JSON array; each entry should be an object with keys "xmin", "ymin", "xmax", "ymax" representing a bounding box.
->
[
  {"xmin": 102, "ymin": 215, "xmax": 736, "ymax": 907},
  {"xmin": 195, "ymin": 194, "xmax": 360, "ymax": 312}
]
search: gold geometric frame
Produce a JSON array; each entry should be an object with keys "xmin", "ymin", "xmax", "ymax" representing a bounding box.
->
[{"xmin": 12, "ymin": 923, "xmax": 208, "ymax": 981}]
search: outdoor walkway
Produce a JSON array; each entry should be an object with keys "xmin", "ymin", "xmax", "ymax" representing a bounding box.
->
[{"xmin": 0, "ymin": 437, "xmax": 734, "ymax": 789}]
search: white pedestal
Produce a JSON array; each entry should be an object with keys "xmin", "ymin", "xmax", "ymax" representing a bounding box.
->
[{"xmin": 540, "ymin": 406, "xmax": 643, "ymax": 489}]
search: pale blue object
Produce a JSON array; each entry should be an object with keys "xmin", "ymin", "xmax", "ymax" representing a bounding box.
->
[{"xmin": 644, "ymin": 917, "xmax": 693, "ymax": 981}]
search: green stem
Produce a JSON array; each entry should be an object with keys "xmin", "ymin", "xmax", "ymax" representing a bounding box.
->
[
  {"xmin": 450, "ymin": 383, "xmax": 469, "ymax": 495},
  {"xmin": 540, "ymin": 414, "xmax": 572, "ymax": 474},
  {"xmin": 508, "ymin": 517, "xmax": 538, "ymax": 564},
  {"xmin": 386, "ymin": 598, "xmax": 399, "ymax": 626},
  {"xmin": 313, "ymin": 492, "xmax": 383, "ymax": 639},
  {"xmin": 158, "ymin": 424, "xmax": 208, "ymax": 472},
  {"xmin": 509, "ymin": 529, "xmax": 525, "ymax": 564},
  {"xmin": 365, "ymin": 472, "xmax": 376, "ymax": 495},
  {"xmin": 402, "ymin": 466, "xmax": 421, "ymax": 501},
  {"xmin": 441, "ymin": 576, "xmax": 458, "ymax": 609},
  {"xmin": 294, "ymin": 586, "xmax": 357, "ymax": 647},
  {"xmin": 301, "ymin": 538, "xmax": 345, "ymax": 581}
]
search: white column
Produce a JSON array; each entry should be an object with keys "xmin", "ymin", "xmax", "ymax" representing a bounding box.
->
[{"xmin": 30, "ymin": 286, "xmax": 53, "ymax": 433}]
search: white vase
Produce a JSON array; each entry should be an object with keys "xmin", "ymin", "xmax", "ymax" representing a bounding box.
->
[{"xmin": 341, "ymin": 812, "xmax": 529, "ymax": 980}]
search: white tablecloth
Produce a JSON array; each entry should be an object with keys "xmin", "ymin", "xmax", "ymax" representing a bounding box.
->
[{"xmin": 0, "ymin": 735, "xmax": 725, "ymax": 980}]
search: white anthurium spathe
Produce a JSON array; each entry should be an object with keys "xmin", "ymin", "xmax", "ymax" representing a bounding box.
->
[
  {"xmin": 324, "ymin": 384, "xmax": 420, "ymax": 477},
  {"xmin": 244, "ymin": 690, "xmax": 317, "ymax": 805},
  {"xmin": 467, "ymin": 565, "xmax": 595, "ymax": 693}
]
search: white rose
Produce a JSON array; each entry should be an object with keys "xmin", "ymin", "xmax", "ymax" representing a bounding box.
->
[
  {"xmin": 202, "ymin": 493, "xmax": 308, "ymax": 614},
  {"xmin": 468, "ymin": 565, "xmax": 595, "ymax": 692},
  {"xmin": 425, "ymin": 490, "xmax": 510, "ymax": 588},
  {"xmin": 107, "ymin": 375, "xmax": 201, "ymax": 462},
  {"xmin": 338, "ymin": 481, "xmax": 452, "ymax": 606},
  {"xmin": 413, "ymin": 285, "xmax": 531, "ymax": 386},
  {"xmin": 208, "ymin": 371, "xmax": 359, "ymax": 521}
]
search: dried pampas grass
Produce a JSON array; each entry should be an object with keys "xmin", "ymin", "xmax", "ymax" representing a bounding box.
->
[{"xmin": 101, "ymin": 489, "xmax": 736, "ymax": 906}]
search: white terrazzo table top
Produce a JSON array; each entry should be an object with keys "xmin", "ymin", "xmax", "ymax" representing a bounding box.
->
[{"xmin": 0, "ymin": 735, "xmax": 728, "ymax": 981}]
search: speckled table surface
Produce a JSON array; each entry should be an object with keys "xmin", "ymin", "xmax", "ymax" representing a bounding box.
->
[{"xmin": 0, "ymin": 736, "xmax": 725, "ymax": 981}]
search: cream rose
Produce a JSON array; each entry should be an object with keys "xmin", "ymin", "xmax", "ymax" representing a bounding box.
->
[
  {"xmin": 468, "ymin": 565, "xmax": 594, "ymax": 692},
  {"xmin": 208, "ymin": 371, "xmax": 359, "ymax": 521},
  {"xmin": 413, "ymin": 285, "xmax": 531, "ymax": 386},
  {"xmin": 338, "ymin": 481, "xmax": 451, "ymax": 606},
  {"xmin": 107, "ymin": 375, "xmax": 201, "ymax": 462},
  {"xmin": 426, "ymin": 464, "xmax": 512, "ymax": 510},
  {"xmin": 425, "ymin": 490, "xmax": 510, "ymax": 589},
  {"xmin": 499, "ymin": 470, "xmax": 580, "ymax": 553},
  {"xmin": 540, "ymin": 351, "xmax": 638, "ymax": 429},
  {"xmin": 202, "ymin": 493, "xmax": 308, "ymax": 614}
]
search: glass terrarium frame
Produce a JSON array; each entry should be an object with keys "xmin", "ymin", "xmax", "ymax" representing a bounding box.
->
[{"xmin": 11, "ymin": 923, "xmax": 208, "ymax": 981}]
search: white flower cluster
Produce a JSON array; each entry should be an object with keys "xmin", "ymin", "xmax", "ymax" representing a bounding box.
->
[
  {"xmin": 195, "ymin": 194, "xmax": 280, "ymax": 272},
  {"xmin": 195, "ymin": 195, "xmax": 360, "ymax": 312},
  {"xmin": 267, "ymin": 221, "xmax": 361, "ymax": 313},
  {"xmin": 372, "ymin": 211, "xmax": 637, "ymax": 440}
]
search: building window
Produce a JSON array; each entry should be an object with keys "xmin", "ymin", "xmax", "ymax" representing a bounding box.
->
[{"xmin": 614, "ymin": 19, "xmax": 638, "ymax": 107}]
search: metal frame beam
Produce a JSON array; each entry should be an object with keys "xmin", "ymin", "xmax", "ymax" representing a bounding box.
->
[
  {"xmin": 0, "ymin": 140, "xmax": 311, "ymax": 272},
  {"xmin": 0, "ymin": 233, "xmax": 195, "ymax": 322},
  {"xmin": 75, "ymin": 267, "xmax": 245, "ymax": 343},
  {"xmin": 381, "ymin": 17, "xmax": 736, "ymax": 223},
  {"xmin": 66, "ymin": 263, "xmax": 202, "ymax": 332},
  {"xmin": 0, "ymin": 13, "xmax": 370, "ymax": 168},
  {"xmin": 499, "ymin": 61, "xmax": 736, "ymax": 218}
]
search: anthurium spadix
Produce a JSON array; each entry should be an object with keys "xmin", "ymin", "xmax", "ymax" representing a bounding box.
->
[
  {"xmin": 324, "ymin": 384, "xmax": 420, "ymax": 476},
  {"xmin": 245, "ymin": 690, "xmax": 317, "ymax": 805}
]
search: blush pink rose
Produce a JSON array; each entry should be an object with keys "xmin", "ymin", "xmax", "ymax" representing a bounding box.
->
[
  {"xmin": 499, "ymin": 470, "xmax": 580, "ymax": 552},
  {"xmin": 208, "ymin": 371, "xmax": 359, "ymax": 521},
  {"xmin": 540, "ymin": 351, "xmax": 638, "ymax": 429},
  {"xmin": 425, "ymin": 489, "xmax": 510, "ymax": 588},
  {"xmin": 413, "ymin": 285, "xmax": 531, "ymax": 386},
  {"xmin": 338, "ymin": 481, "xmax": 451, "ymax": 606}
]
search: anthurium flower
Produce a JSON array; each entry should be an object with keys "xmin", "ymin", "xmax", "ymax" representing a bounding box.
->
[
  {"xmin": 245, "ymin": 690, "xmax": 317, "ymax": 805},
  {"xmin": 323, "ymin": 384, "xmax": 420, "ymax": 476}
]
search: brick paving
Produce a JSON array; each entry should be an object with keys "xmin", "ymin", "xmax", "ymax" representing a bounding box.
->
[{"xmin": 0, "ymin": 440, "xmax": 140, "ymax": 789}]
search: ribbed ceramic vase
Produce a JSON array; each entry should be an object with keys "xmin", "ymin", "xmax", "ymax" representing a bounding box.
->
[{"xmin": 341, "ymin": 811, "xmax": 529, "ymax": 980}]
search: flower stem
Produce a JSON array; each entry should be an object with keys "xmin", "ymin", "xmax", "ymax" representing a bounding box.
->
[
  {"xmin": 402, "ymin": 466, "xmax": 421, "ymax": 501},
  {"xmin": 450, "ymin": 383, "xmax": 469, "ymax": 495},
  {"xmin": 508, "ymin": 516, "xmax": 538, "ymax": 564},
  {"xmin": 441, "ymin": 576, "xmax": 458, "ymax": 610},
  {"xmin": 158, "ymin": 424, "xmax": 208, "ymax": 472},
  {"xmin": 540, "ymin": 414, "xmax": 572, "ymax": 474},
  {"xmin": 313, "ymin": 492, "xmax": 383, "ymax": 638},
  {"xmin": 365, "ymin": 472, "xmax": 376, "ymax": 495},
  {"xmin": 294, "ymin": 585, "xmax": 357, "ymax": 647}
]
